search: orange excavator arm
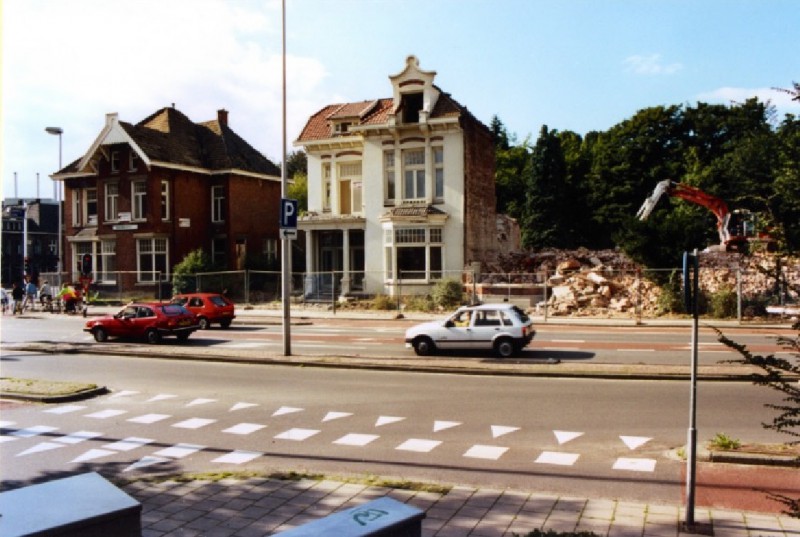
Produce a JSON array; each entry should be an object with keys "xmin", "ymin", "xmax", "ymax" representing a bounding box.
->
[{"xmin": 637, "ymin": 180, "xmax": 731, "ymax": 245}]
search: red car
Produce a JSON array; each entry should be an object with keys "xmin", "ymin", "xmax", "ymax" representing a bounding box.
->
[
  {"xmin": 170, "ymin": 293, "xmax": 235, "ymax": 329},
  {"xmin": 84, "ymin": 302, "xmax": 199, "ymax": 344}
]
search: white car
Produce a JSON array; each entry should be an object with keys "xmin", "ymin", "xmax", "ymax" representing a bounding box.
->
[{"xmin": 405, "ymin": 303, "xmax": 535, "ymax": 358}]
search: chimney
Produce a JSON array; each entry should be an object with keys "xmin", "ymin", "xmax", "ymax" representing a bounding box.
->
[{"xmin": 217, "ymin": 109, "xmax": 229, "ymax": 126}]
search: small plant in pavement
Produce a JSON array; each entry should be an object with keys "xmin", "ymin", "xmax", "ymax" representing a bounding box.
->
[{"xmin": 709, "ymin": 432, "xmax": 741, "ymax": 450}]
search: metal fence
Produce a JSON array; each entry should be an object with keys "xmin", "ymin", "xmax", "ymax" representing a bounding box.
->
[{"xmin": 31, "ymin": 262, "xmax": 800, "ymax": 323}]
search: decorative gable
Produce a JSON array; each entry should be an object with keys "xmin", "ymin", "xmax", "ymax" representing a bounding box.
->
[{"xmin": 388, "ymin": 55, "xmax": 440, "ymax": 126}]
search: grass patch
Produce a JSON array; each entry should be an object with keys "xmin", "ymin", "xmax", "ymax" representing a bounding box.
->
[
  {"xmin": 114, "ymin": 470, "xmax": 452, "ymax": 495},
  {"xmin": 708, "ymin": 432, "xmax": 741, "ymax": 451},
  {"xmin": 0, "ymin": 377, "xmax": 98, "ymax": 397}
]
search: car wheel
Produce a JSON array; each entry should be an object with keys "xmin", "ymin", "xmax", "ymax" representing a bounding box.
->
[
  {"xmin": 146, "ymin": 329, "xmax": 161, "ymax": 344},
  {"xmin": 412, "ymin": 336, "xmax": 436, "ymax": 356},
  {"xmin": 220, "ymin": 319, "xmax": 232, "ymax": 329},
  {"xmin": 494, "ymin": 338, "xmax": 516, "ymax": 358},
  {"xmin": 177, "ymin": 332, "xmax": 190, "ymax": 343},
  {"xmin": 198, "ymin": 317, "xmax": 210, "ymax": 330},
  {"xmin": 92, "ymin": 327, "xmax": 108, "ymax": 343}
]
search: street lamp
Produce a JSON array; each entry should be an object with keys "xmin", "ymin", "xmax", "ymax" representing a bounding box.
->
[{"xmin": 45, "ymin": 126, "xmax": 63, "ymax": 285}]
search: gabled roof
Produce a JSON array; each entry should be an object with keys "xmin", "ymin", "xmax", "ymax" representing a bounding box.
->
[
  {"xmin": 53, "ymin": 107, "xmax": 280, "ymax": 179},
  {"xmin": 295, "ymin": 91, "xmax": 470, "ymax": 143}
]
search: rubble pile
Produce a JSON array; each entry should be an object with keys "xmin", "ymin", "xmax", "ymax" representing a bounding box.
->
[{"xmin": 483, "ymin": 248, "xmax": 799, "ymax": 318}]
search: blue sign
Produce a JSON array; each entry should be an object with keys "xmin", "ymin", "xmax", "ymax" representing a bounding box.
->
[{"xmin": 280, "ymin": 198, "xmax": 298, "ymax": 229}]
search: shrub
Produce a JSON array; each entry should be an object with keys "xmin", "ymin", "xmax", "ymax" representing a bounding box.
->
[
  {"xmin": 372, "ymin": 294, "xmax": 397, "ymax": 311},
  {"xmin": 708, "ymin": 286, "xmax": 737, "ymax": 318},
  {"xmin": 172, "ymin": 249, "xmax": 211, "ymax": 295},
  {"xmin": 709, "ymin": 432, "xmax": 741, "ymax": 450},
  {"xmin": 431, "ymin": 279, "xmax": 465, "ymax": 309}
]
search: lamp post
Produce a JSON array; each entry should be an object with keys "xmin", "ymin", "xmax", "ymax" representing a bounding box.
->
[{"xmin": 45, "ymin": 127, "xmax": 63, "ymax": 285}]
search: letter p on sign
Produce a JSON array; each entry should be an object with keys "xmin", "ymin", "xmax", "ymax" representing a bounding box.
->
[{"xmin": 280, "ymin": 198, "xmax": 298, "ymax": 229}]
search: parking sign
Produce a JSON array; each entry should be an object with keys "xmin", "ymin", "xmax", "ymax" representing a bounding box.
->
[{"xmin": 280, "ymin": 198, "xmax": 298, "ymax": 229}]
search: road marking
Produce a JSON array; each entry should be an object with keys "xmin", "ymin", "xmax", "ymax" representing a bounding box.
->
[
  {"xmin": 323, "ymin": 411, "xmax": 353, "ymax": 422},
  {"xmin": 10, "ymin": 425, "xmax": 58, "ymax": 438},
  {"xmin": 535, "ymin": 451, "xmax": 580, "ymax": 466},
  {"xmin": 56, "ymin": 431, "xmax": 102, "ymax": 444},
  {"xmin": 213, "ymin": 450, "xmax": 263, "ymax": 464},
  {"xmin": 85, "ymin": 409, "xmax": 127, "ymax": 419},
  {"xmin": 223, "ymin": 342, "xmax": 265, "ymax": 349},
  {"xmin": 230, "ymin": 402, "xmax": 258, "ymax": 411},
  {"xmin": 273, "ymin": 406, "xmax": 304, "ymax": 417},
  {"xmin": 620, "ymin": 436, "xmax": 652, "ymax": 450},
  {"xmin": 104, "ymin": 437, "xmax": 153, "ymax": 451},
  {"xmin": 0, "ymin": 421, "xmax": 15, "ymax": 428},
  {"xmin": 376, "ymin": 416, "xmax": 405, "ymax": 427},
  {"xmin": 617, "ymin": 349, "xmax": 655, "ymax": 352},
  {"xmin": 18, "ymin": 442, "xmax": 65, "ymax": 456},
  {"xmin": 186, "ymin": 398, "xmax": 217, "ymax": 407},
  {"xmin": 147, "ymin": 394, "xmax": 178, "ymax": 402},
  {"xmin": 173, "ymin": 418, "xmax": 217, "ymax": 429},
  {"xmin": 128, "ymin": 413, "xmax": 171, "ymax": 424},
  {"xmin": 554, "ymin": 430, "xmax": 584, "ymax": 445},
  {"xmin": 153, "ymin": 443, "xmax": 205, "ymax": 458},
  {"xmin": 124, "ymin": 456, "xmax": 170, "ymax": 472},
  {"xmin": 433, "ymin": 420, "xmax": 462, "ymax": 432},
  {"xmin": 613, "ymin": 457, "xmax": 657, "ymax": 472},
  {"xmin": 491, "ymin": 425, "xmax": 520, "ymax": 438},
  {"xmin": 72, "ymin": 449, "xmax": 116, "ymax": 463},
  {"xmin": 44, "ymin": 405, "xmax": 86, "ymax": 414},
  {"xmin": 274, "ymin": 428, "xmax": 320, "ymax": 441},
  {"xmin": 334, "ymin": 433, "xmax": 379, "ymax": 446},
  {"xmin": 109, "ymin": 390, "xmax": 140, "ymax": 398},
  {"xmin": 223, "ymin": 423, "xmax": 266, "ymax": 435},
  {"xmin": 396, "ymin": 438, "xmax": 441, "ymax": 453},
  {"xmin": 464, "ymin": 444, "xmax": 508, "ymax": 460}
]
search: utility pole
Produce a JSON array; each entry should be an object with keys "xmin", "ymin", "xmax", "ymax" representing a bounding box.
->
[{"xmin": 280, "ymin": 0, "xmax": 291, "ymax": 356}]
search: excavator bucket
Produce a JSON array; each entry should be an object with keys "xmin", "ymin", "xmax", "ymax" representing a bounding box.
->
[{"xmin": 636, "ymin": 180, "xmax": 672, "ymax": 220}]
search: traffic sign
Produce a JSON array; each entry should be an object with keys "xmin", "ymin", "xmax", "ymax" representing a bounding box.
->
[
  {"xmin": 280, "ymin": 198, "xmax": 298, "ymax": 229},
  {"xmin": 280, "ymin": 228, "xmax": 297, "ymax": 240}
]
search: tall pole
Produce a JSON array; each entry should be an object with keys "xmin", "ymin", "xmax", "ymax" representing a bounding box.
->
[
  {"xmin": 683, "ymin": 249, "xmax": 699, "ymax": 529},
  {"xmin": 46, "ymin": 127, "xmax": 63, "ymax": 285},
  {"xmin": 281, "ymin": 0, "xmax": 291, "ymax": 355}
]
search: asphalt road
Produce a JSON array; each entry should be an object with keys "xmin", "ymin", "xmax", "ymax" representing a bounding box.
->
[
  {"xmin": 0, "ymin": 309, "xmax": 791, "ymax": 366},
  {"xmin": 0, "ymin": 343, "xmax": 788, "ymax": 505}
]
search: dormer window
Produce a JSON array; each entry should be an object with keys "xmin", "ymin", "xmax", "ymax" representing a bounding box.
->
[
  {"xmin": 333, "ymin": 121, "xmax": 352, "ymax": 135},
  {"xmin": 130, "ymin": 151, "xmax": 139, "ymax": 171},
  {"xmin": 401, "ymin": 93, "xmax": 424, "ymax": 124}
]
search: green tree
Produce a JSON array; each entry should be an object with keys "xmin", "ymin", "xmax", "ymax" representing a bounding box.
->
[
  {"xmin": 521, "ymin": 126, "xmax": 569, "ymax": 249},
  {"xmin": 172, "ymin": 248, "xmax": 211, "ymax": 294},
  {"xmin": 287, "ymin": 172, "xmax": 308, "ymax": 214}
]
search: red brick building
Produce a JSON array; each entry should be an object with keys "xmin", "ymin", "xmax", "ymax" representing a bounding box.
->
[{"xmin": 51, "ymin": 107, "xmax": 281, "ymax": 295}]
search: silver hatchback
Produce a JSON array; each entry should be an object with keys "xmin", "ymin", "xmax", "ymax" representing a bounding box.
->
[{"xmin": 404, "ymin": 303, "xmax": 535, "ymax": 358}]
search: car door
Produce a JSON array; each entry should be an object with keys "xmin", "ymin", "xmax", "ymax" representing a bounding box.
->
[
  {"xmin": 467, "ymin": 309, "xmax": 503, "ymax": 350},
  {"xmin": 434, "ymin": 309, "xmax": 474, "ymax": 350},
  {"xmin": 128, "ymin": 306, "xmax": 156, "ymax": 337}
]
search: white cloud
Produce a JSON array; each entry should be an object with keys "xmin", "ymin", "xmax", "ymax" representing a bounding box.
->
[
  {"xmin": 695, "ymin": 86, "xmax": 800, "ymax": 118},
  {"xmin": 623, "ymin": 54, "xmax": 683, "ymax": 75},
  {"xmin": 1, "ymin": 0, "xmax": 336, "ymax": 197}
]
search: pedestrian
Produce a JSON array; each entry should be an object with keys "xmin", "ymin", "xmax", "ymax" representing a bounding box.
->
[
  {"xmin": 11, "ymin": 282, "xmax": 24, "ymax": 314},
  {"xmin": 39, "ymin": 280, "xmax": 53, "ymax": 310},
  {"xmin": 0, "ymin": 287, "xmax": 8, "ymax": 314},
  {"xmin": 22, "ymin": 277, "xmax": 38, "ymax": 311},
  {"xmin": 57, "ymin": 283, "xmax": 79, "ymax": 314}
]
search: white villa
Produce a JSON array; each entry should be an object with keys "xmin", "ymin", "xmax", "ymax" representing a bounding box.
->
[{"xmin": 295, "ymin": 56, "xmax": 515, "ymax": 298}]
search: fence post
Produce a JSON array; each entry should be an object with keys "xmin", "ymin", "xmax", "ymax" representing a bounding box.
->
[
  {"xmin": 736, "ymin": 266, "xmax": 742, "ymax": 324},
  {"xmin": 331, "ymin": 271, "xmax": 336, "ymax": 315},
  {"xmin": 245, "ymin": 270, "xmax": 250, "ymax": 305}
]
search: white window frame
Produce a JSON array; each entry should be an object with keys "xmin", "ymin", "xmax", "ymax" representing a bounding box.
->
[
  {"xmin": 384, "ymin": 150, "xmax": 396, "ymax": 204},
  {"xmin": 129, "ymin": 151, "xmax": 139, "ymax": 172},
  {"xmin": 98, "ymin": 239, "xmax": 117, "ymax": 283},
  {"xmin": 402, "ymin": 148, "xmax": 426, "ymax": 200},
  {"xmin": 263, "ymin": 238, "xmax": 277, "ymax": 262},
  {"xmin": 322, "ymin": 163, "xmax": 332, "ymax": 211},
  {"xmin": 434, "ymin": 147, "xmax": 444, "ymax": 200},
  {"xmin": 161, "ymin": 180, "xmax": 170, "ymax": 221},
  {"xmin": 211, "ymin": 185, "xmax": 225, "ymax": 223},
  {"xmin": 384, "ymin": 226, "xmax": 444, "ymax": 282},
  {"xmin": 105, "ymin": 182, "xmax": 119, "ymax": 222},
  {"xmin": 72, "ymin": 189, "xmax": 82, "ymax": 225},
  {"xmin": 86, "ymin": 188, "xmax": 97, "ymax": 225},
  {"xmin": 338, "ymin": 161, "xmax": 362, "ymax": 216},
  {"xmin": 132, "ymin": 180, "xmax": 147, "ymax": 221},
  {"xmin": 111, "ymin": 151, "xmax": 120, "ymax": 173},
  {"xmin": 136, "ymin": 237, "xmax": 168, "ymax": 282}
]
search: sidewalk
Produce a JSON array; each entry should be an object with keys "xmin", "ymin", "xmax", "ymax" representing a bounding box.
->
[{"xmin": 124, "ymin": 474, "xmax": 800, "ymax": 536}]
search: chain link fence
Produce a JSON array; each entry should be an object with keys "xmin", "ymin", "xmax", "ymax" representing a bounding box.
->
[{"xmin": 32, "ymin": 261, "xmax": 800, "ymax": 323}]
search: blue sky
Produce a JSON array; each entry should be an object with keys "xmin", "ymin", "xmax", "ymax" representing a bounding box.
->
[{"xmin": 2, "ymin": 0, "xmax": 799, "ymax": 200}]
